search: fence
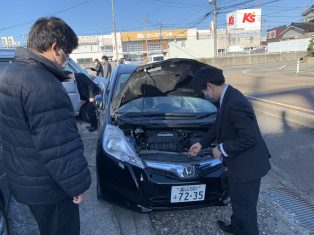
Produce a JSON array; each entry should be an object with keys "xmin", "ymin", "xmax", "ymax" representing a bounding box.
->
[{"xmin": 198, "ymin": 52, "xmax": 308, "ymax": 67}]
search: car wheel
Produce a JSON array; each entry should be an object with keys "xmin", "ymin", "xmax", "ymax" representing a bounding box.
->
[
  {"xmin": 79, "ymin": 103, "xmax": 90, "ymax": 122},
  {"xmin": 0, "ymin": 203, "xmax": 10, "ymax": 235}
]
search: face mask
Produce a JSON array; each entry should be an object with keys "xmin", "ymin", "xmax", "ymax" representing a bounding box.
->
[
  {"xmin": 204, "ymin": 95, "xmax": 216, "ymax": 104},
  {"xmin": 203, "ymin": 85, "xmax": 216, "ymax": 104}
]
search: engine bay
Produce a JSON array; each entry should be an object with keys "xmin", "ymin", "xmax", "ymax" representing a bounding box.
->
[{"xmin": 124, "ymin": 127, "xmax": 209, "ymax": 153}]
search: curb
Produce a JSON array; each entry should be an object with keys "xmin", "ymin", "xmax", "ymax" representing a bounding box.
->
[
  {"xmin": 113, "ymin": 206, "xmax": 156, "ymax": 235},
  {"xmin": 248, "ymin": 96, "xmax": 314, "ymax": 129}
]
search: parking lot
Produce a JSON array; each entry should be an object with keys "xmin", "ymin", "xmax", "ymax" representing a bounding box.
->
[
  {"xmin": 5, "ymin": 61, "xmax": 314, "ymax": 235},
  {"xmin": 7, "ymin": 111, "xmax": 314, "ymax": 235}
]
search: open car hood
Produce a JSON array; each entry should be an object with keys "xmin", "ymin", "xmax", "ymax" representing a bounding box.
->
[{"xmin": 112, "ymin": 58, "xmax": 211, "ymax": 112}]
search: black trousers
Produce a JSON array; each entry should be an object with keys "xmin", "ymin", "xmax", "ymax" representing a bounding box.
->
[
  {"xmin": 229, "ymin": 177, "xmax": 261, "ymax": 235},
  {"xmin": 86, "ymin": 101, "xmax": 97, "ymax": 128},
  {"xmin": 28, "ymin": 198, "xmax": 80, "ymax": 235}
]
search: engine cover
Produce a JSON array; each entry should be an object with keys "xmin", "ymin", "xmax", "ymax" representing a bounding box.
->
[{"xmin": 145, "ymin": 131, "xmax": 182, "ymax": 152}]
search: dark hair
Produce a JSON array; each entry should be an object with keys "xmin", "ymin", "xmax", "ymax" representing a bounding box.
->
[
  {"xmin": 27, "ymin": 17, "xmax": 78, "ymax": 55},
  {"xmin": 194, "ymin": 66, "xmax": 225, "ymax": 91},
  {"xmin": 102, "ymin": 55, "xmax": 108, "ymax": 61},
  {"xmin": 94, "ymin": 58, "xmax": 99, "ymax": 62}
]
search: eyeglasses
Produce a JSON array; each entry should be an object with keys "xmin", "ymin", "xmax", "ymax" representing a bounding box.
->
[{"xmin": 60, "ymin": 49, "xmax": 69, "ymax": 67}]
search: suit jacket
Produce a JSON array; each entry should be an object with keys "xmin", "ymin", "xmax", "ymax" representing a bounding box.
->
[{"xmin": 200, "ymin": 85, "xmax": 271, "ymax": 183}]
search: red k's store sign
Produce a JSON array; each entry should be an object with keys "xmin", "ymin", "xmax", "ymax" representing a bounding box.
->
[{"xmin": 227, "ymin": 9, "xmax": 261, "ymax": 30}]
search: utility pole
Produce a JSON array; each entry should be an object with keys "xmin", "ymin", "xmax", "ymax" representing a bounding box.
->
[
  {"xmin": 213, "ymin": 0, "xmax": 217, "ymax": 58},
  {"xmin": 158, "ymin": 23, "xmax": 164, "ymax": 55},
  {"xmin": 111, "ymin": 0, "xmax": 119, "ymax": 61},
  {"xmin": 144, "ymin": 16, "xmax": 149, "ymax": 62},
  {"xmin": 259, "ymin": 0, "xmax": 262, "ymax": 47}
]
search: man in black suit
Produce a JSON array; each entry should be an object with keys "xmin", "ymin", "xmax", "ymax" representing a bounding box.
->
[{"xmin": 189, "ymin": 66, "xmax": 271, "ymax": 235}]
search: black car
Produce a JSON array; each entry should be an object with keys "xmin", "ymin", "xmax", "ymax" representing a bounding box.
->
[{"xmin": 96, "ymin": 59, "xmax": 229, "ymax": 213}]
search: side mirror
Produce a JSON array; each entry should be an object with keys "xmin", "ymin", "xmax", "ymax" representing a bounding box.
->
[{"xmin": 94, "ymin": 95, "xmax": 103, "ymax": 109}]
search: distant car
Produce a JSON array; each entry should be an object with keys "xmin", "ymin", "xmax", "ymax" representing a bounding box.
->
[
  {"xmin": 0, "ymin": 49, "xmax": 105, "ymax": 120},
  {"xmin": 96, "ymin": 59, "xmax": 229, "ymax": 213},
  {"xmin": 149, "ymin": 54, "xmax": 164, "ymax": 63}
]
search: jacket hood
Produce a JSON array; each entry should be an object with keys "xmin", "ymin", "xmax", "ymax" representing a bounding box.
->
[
  {"xmin": 14, "ymin": 47, "xmax": 69, "ymax": 82},
  {"xmin": 112, "ymin": 58, "xmax": 212, "ymax": 112}
]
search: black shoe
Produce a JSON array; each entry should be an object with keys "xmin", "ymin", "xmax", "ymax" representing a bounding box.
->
[
  {"xmin": 87, "ymin": 126, "xmax": 97, "ymax": 132},
  {"xmin": 217, "ymin": 220, "xmax": 234, "ymax": 234}
]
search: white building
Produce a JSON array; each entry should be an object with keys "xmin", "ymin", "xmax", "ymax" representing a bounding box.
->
[{"xmin": 71, "ymin": 34, "xmax": 115, "ymax": 65}]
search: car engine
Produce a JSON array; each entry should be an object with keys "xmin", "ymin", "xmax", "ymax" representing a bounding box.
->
[{"xmin": 126, "ymin": 128, "xmax": 206, "ymax": 152}]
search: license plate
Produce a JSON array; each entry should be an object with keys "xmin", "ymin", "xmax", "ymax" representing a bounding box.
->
[{"xmin": 171, "ymin": 184, "xmax": 206, "ymax": 203}]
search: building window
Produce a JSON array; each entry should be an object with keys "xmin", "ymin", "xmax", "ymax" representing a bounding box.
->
[
  {"xmin": 239, "ymin": 37, "xmax": 251, "ymax": 44},
  {"xmin": 77, "ymin": 58, "xmax": 93, "ymax": 64},
  {"xmin": 148, "ymin": 44, "xmax": 162, "ymax": 51},
  {"xmin": 123, "ymin": 43, "xmax": 143, "ymax": 52},
  {"xmin": 101, "ymin": 45, "xmax": 113, "ymax": 52}
]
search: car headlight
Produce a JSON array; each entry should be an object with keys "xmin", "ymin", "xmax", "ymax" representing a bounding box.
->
[{"xmin": 103, "ymin": 124, "xmax": 144, "ymax": 169}]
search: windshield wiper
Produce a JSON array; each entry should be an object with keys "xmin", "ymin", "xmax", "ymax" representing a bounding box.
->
[{"xmin": 119, "ymin": 112, "xmax": 196, "ymax": 118}]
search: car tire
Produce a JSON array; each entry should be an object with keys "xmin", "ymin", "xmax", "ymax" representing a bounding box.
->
[
  {"xmin": 79, "ymin": 103, "xmax": 90, "ymax": 123},
  {"xmin": 96, "ymin": 179, "xmax": 103, "ymax": 201},
  {"xmin": 0, "ymin": 202, "xmax": 10, "ymax": 235}
]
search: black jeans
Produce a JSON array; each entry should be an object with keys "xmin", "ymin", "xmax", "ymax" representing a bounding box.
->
[
  {"xmin": 86, "ymin": 101, "xmax": 97, "ymax": 128},
  {"xmin": 28, "ymin": 198, "xmax": 80, "ymax": 235},
  {"xmin": 229, "ymin": 178, "xmax": 261, "ymax": 235}
]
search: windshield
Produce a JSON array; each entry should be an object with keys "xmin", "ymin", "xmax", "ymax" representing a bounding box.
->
[
  {"xmin": 113, "ymin": 73, "xmax": 132, "ymax": 99},
  {"xmin": 115, "ymin": 96, "xmax": 217, "ymax": 115}
]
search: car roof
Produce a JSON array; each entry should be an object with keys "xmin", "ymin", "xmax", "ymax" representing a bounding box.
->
[{"xmin": 0, "ymin": 49, "xmax": 15, "ymax": 59}]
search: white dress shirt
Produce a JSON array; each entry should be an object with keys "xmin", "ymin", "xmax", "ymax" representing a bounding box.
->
[{"xmin": 218, "ymin": 84, "xmax": 229, "ymax": 157}]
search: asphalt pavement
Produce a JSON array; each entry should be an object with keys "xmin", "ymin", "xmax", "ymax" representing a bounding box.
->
[
  {"xmin": 150, "ymin": 112, "xmax": 314, "ymax": 235},
  {"xmin": 7, "ymin": 61, "xmax": 314, "ymax": 235}
]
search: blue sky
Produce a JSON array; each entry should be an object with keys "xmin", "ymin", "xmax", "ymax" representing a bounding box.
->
[{"xmin": 0, "ymin": 0, "xmax": 313, "ymax": 44}]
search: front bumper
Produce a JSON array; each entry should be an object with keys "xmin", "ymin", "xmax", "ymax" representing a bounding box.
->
[{"xmin": 96, "ymin": 149, "xmax": 229, "ymax": 213}]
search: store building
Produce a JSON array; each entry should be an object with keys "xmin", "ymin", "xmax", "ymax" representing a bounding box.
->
[{"xmin": 120, "ymin": 29, "xmax": 187, "ymax": 62}]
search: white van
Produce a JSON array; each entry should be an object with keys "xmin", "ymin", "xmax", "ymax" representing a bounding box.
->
[{"xmin": 149, "ymin": 54, "xmax": 164, "ymax": 63}]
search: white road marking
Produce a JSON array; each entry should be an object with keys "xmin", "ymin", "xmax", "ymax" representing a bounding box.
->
[
  {"xmin": 247, "ymin": 95, "xmax": 314, "ymax": 114},
  {"xmin": 278, "ymin": 65, "xmax": 287, "ymax": 70}
]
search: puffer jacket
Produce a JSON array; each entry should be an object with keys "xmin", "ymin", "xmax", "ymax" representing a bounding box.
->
[{"xmin": 0, "ymin": 48, "xmax": 91, "ymax": 205}]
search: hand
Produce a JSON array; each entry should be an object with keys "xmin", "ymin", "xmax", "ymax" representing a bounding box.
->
[
  {"xmin": 188, "ymin": 143, "xmax": 202, "ymax": 157},
  {"xmin": 212, "ymin": 147, "xmax": 223, "ymax": 161},
  {"xmin": 73, "ymin": 191, "xmax": 88, "ymax": 205},
  {"xmin": 89, "ymin": 97, "xmax": 95, "ymax": 103}
]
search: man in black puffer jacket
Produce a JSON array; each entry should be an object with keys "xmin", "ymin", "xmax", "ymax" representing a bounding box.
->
[{"xmin": 0, "ymin": 17, "xmax": 91, "ymax": 235}]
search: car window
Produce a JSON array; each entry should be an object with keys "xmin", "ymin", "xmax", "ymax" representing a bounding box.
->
[
  {"xmin": 113, "ymin": 73, "xmax": 132, "ymax": 99},
  {"xmin": 116, "ymin": 96, "xmax": 217, "ymax": 114},
  {"xmin": 66, "ymin": 59, "xmax": 90, "ymax": 77},
  {"xmin": 103, "ymin": 78, "xmax": 111, "ymax": 111}
]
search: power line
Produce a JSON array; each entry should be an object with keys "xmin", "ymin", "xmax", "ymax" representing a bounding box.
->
[
  {"xmin": 137, "ymin": 0, "xmax": 206, "ymax": 8},
  {"xmin": 0, "ymin": 0, "xmax": 95, "ymax": 32}
]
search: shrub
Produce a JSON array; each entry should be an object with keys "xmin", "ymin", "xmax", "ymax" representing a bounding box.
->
[{"xmin": 307, "ymin": 39, "xmax": 314, "ymax": 57}]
